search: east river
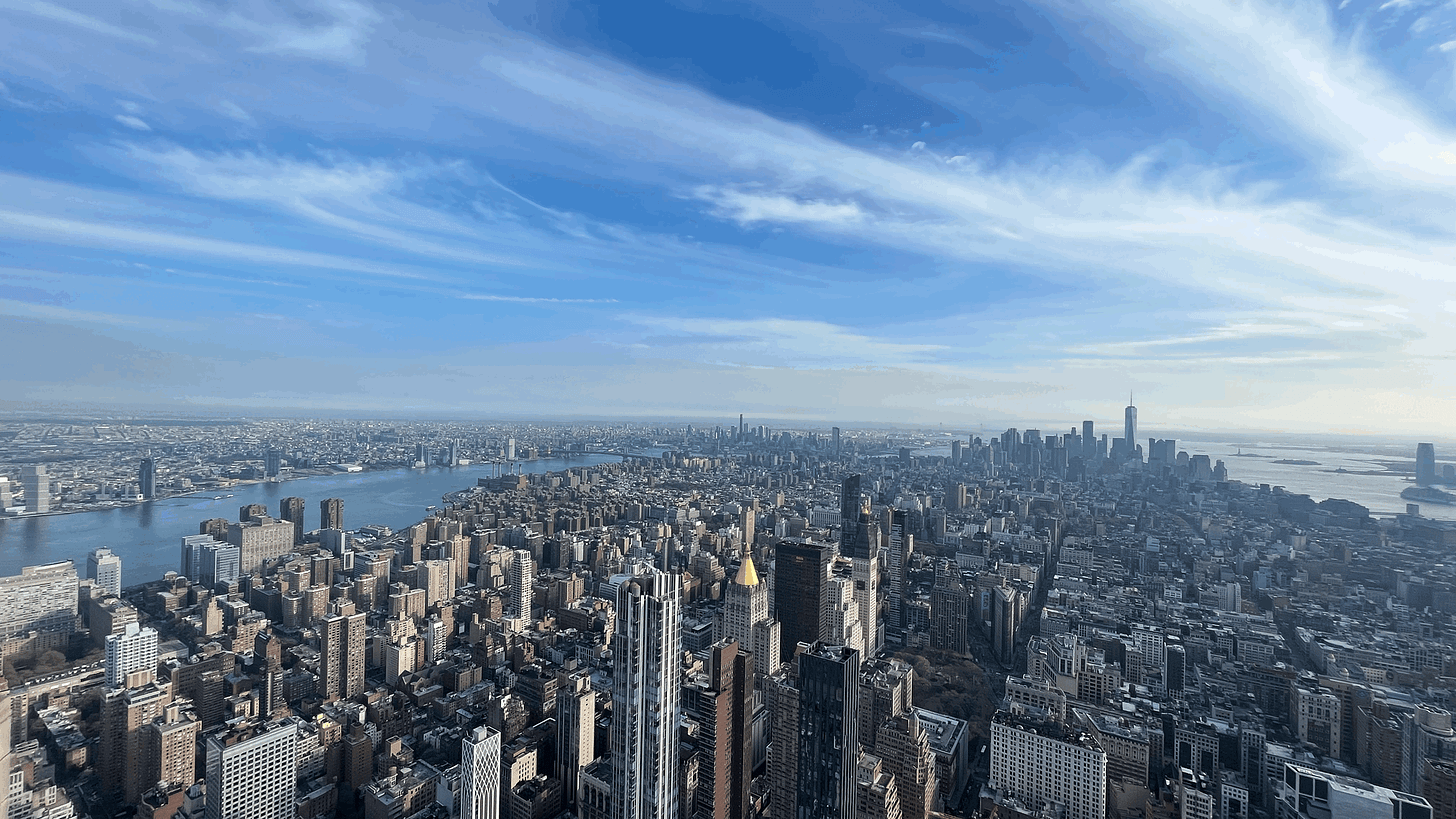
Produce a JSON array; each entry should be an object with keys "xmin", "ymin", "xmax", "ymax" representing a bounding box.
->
[{"xmin": 0, "ymin": 455, "xmax": 620, "ymax": 584}]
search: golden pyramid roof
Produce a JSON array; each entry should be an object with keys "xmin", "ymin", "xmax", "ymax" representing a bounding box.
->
[{"xmin": 733, "ymin": 555, "xmax": 760, "ymax": 586}]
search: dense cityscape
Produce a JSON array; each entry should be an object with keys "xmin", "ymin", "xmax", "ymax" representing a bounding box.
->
[
  {"xmin": 0, "ymin": 405, "xmax": 1448, "ymax": 819},
  {"xmin": 8, "ymin": 1, "xmax": 1456, "ymax": 819}
]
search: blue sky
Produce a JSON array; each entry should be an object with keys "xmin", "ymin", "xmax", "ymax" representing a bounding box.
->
[{"xmin": 4, "ymin": 0, "xmax": 1456, "ymax": 433}]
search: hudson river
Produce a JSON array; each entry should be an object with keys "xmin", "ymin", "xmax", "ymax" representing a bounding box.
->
[{"xmin": 0, "ymin": 456, "xmax": 619, "ymax": 584}]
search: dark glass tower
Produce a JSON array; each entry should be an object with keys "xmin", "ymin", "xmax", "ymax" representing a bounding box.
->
[
  {"xmin": 774, "ymin": 539, "xmax": 830, "ymax": 663},
  {"xmin": 796, "ymin": 643, "xmax": 860, "ymax": 819},
  {"xmin": 138, "ymin": 456, "xmax": 155, "ymax": 500}
]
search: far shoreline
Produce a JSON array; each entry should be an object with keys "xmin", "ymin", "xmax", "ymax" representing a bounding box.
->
[{"xmin": 0, "ymin": 453, "xmax": 616, "ymax": 524}]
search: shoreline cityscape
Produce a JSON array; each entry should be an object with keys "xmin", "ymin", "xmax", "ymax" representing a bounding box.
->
[
  {"xmin": 8, "ymin": 1, "xmax": 1456, "ymax": 818},
  {"xmin": 0, "ymin": 400, "xmax": 1446, "ymax": 819}
]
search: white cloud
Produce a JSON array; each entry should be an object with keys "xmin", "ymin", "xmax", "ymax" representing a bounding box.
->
[
  {"xmin": 627, "ymin": 315, "xmax": 947, "ymax": 369},
  {"xmin": 220, "ymin": 0, "xmax": 381, "ymax": 64},
  {"xmin": 0, "ymin": 206, "xmax": 440, "ymax": 280},
  {"xmin": 698, "ymin": 188, "xmax": 866, "ymax": 227},
  {"xmin": 0, "ymin": 297, "xmax": 200, "ymax": 331},
  {"xmin": 215, "ymin": 99, "xmax": 254, "ymax": 124},
  {"xmin": 1032, "ymin": 0, "xmax": 1456, "ymax": 187},
  {"xmin": 0, "ymin": 0, "xmax": 156, "ymax": 44},
  {"xmin": 113, "ymin": 114, "xmax": 151, "ymax": 131},
  {"xmin": 116, "ymin": 145, "xmax": 536, "ymax": 269}
]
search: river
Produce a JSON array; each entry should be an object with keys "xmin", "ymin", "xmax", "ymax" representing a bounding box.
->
[{"xmin": 0, "ymin": 455, "xmax": 620, "ymax": 584}]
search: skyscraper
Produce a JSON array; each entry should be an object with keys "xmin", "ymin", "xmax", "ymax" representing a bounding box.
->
[
  {"xmin": 508, "ymin": 549, "xmax": 534, "ymax": 622},
  {"xmin": 1124, "ymin": 397, "xmax": 1137, "ymax": 460},
  {"xmin": 320, "ymin": 498, "xmax": 344, "ymax": 531},
  {"xmin": 840, "ymin": 474, "xmax": 863, "ymax": 553},
  {"xmin": 685, "ymin": 639, "xmax": 754, "ymax": 819},
  {"xmin": 1417, "ymin": 443, "xmax": 1437, "ymax": 486},
  {"xmin": 929, "ymin": 563, "xmax": 970, "ymax": 655},
  {"xmin": 774, "ymin": 539, "xmax": 831, "ymax": 664},
  {"xmin": 796, "ymin": 643, "xmax": 860, "ymax": 819},
  {"xmin": 138, "ymin": 456, "xmax": 156, "ymax": 499},
  {"xmin": 840, "ymin": 477, "xmax": 880, "ymax": 657},
  {"xmin": 1082, "ymin": 420, "xmax": 1095, "ymax": 463},
  {"xmin": 319, "ymin": 605, "xmax": 367, "ymax": 702},
  {"xmin": 279, "ymin": 497, "xmax": 306, "ymax": 545},
  {"xmin": 20, "ymin": 465, "xmax": 48, "ymax": 513},
  {"xmin": 887, "ymin": 509, "xmax": 913, "ymax": 631},
  {"xmin": 612, "ymin": 563, "xmax": 682, "ymax": 819},
  {"xmin": 461, "ymin": 724, "xmax": 502, "ymax": 819},
  {"xmin": 88, "ymin": 547, "xmax": 122, "ymax": 597},
  {"xmin": 767, "ymin": 671, "xmax": 801, "ymax": 819},
  {"xmin": 263, "ymin": 449, "xmax": 281, "ymax": 479},
  {"xmin": 723, "ymin": 555, "xmax": 778, "ymax": 677},
  {"xmin": 204, "ymin": 719, "xmax": 298, "ymax": 819},
  {"xmin": 877, "ymin": 713, "xmax": 938, "ymax": 819},
  {"xmin": 556, "ymin": 670, "xmax": 595, "ymax": 812}
]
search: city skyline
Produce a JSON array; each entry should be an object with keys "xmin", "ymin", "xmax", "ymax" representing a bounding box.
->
[
  {"xmin": 5, "ymin": 3, "xmax": 1456, "ymax": 819},
  {"xmin": 4, "ymin": 1, "xmax": 1456, "ymax": 432},
  {"xmin": 0, "ymin": 403, "xmax": 1445, "ymax": 819}
]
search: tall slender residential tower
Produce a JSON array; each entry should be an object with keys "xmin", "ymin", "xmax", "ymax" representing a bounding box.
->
[
  {"xmin": 840, "ymin": 475, "xmax": 864, "ymax": 554},
  {"xmin": 612, "ymin": 563, "xmax": 683, "ymax": 819},
  {"xmin": 1124, "ymin": 395, "xmax": 1137, "ymax": 460},
  {"xmin": 841, "ymin": 476, "xmax": 881, "ymax": 657},
  {"xmin": 105, "ymin": 623, "xmax": 158, "ymax": 688},
  {"xmin": 319, "ymin": 603, "xmax": 366, "ymax": 702},
  {"xmin": 507, "ymin": 550, "xmax": 534, "ymax": 622},
  {"xmin": 887, "ymin": 510, "xmax": 913, "ymax": 631},
  {"xmin": 461, "ymin": 724, "xmax": 502, "ymax": 819}
]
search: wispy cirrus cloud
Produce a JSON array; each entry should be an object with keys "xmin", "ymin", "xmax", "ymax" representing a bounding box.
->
[
  {"xmin": 6, "ymin": 0, "xmax": 1456, "ymax": 428},
  {"xmin": 626, "ymin": 315, "xmax": 948, "ymax": 369},
  {"xmin": 0, "ymin": 0, "xmax": 157, "ymax": 44},
  {"xmin": 1031, "ymin": 0, "xmax": 1456, "ymax": 188}
]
